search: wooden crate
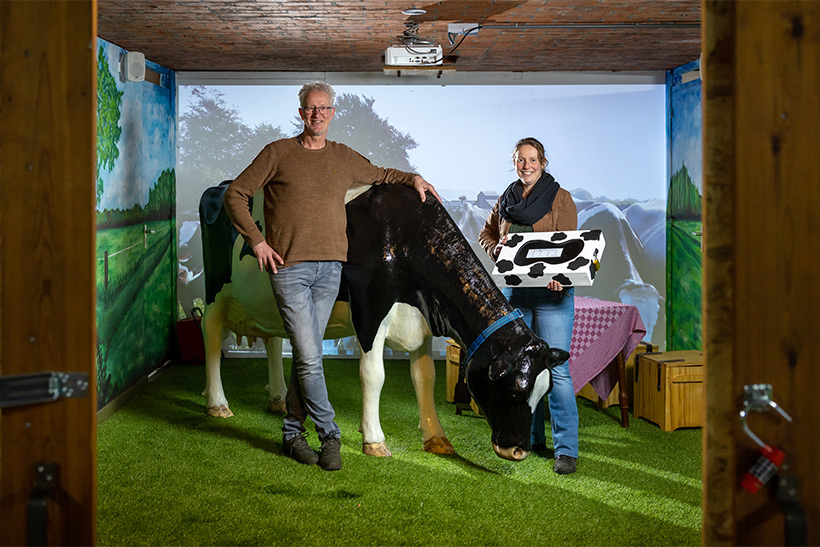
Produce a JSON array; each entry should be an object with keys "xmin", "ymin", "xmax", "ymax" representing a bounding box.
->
[
  {"xmin": 633, "ymin": 350, "xmax": 704, "ymax": 431},
  {"xmin": 578, "ymin": 341, "xmax": 656, "ymax": 408},
  {"xmin": 445, "ymin": 339, "xmax": 482, "ymax": 415},
  {"xmin": 445, "ymin": 339, "xmax": 460, "ymax": 402}
]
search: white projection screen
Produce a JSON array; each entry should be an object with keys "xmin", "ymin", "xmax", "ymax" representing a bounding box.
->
[{"xmin": 176, "ymin": 77, "xmax": 667, "ymax": 357}]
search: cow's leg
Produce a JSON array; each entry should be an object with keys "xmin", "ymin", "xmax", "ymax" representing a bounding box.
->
[
  {"xmin": 202, "ymin": 297, "xmax": 233, "ymax": 418},
  {"xmin": 359, "ymin": 337, "xmax": 392, "ymax": 457},
  {"xmin": 264, "ymin": 337, "xmax": 287, "ymax": 414},
  {"xmin": 410, "ymin": 338, "xmax": 455, "ymax": 454}
]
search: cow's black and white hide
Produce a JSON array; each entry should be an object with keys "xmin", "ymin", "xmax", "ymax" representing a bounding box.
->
[
  {"xmin": 344, "ymin": 184, "xmax": 568, "ymax": 460},
  {"xmin": 199, "ymin": 182, "xmax": 568, "ymax": 460}
]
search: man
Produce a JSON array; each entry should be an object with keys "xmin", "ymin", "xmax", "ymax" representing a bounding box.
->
[{"xmin": 223, "ymin": 81, "xmax": 440, "ymax": 470}]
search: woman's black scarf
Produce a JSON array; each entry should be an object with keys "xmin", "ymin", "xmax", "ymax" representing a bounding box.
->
[{"xmin": 498, "ymin": 171, "xmax": 560, "ymax": 226}]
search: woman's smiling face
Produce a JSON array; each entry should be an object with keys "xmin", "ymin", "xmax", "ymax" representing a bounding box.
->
[{"xmin": 514, "ymin": 144, "xmax": 545, "ymax": 187}]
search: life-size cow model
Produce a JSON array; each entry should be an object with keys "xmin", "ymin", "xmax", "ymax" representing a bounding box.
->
[{"xmin": 199, "ymin": 182, "xmax": 568, "ymax": 460}]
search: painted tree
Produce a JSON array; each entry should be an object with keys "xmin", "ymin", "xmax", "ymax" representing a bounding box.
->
[
  {"xmin": 668, "ymin": 162, "xmax": 702, "ymax": 220},
  {"xmin": 96, "ymin": 45, "xmax": 123, "ymax": 208},
  {"xmin": 146, "ymin": 168, "xmax": 176, "ymax": 221}
]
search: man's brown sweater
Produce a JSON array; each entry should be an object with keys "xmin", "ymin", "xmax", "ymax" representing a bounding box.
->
[{"xmin": 224, "ymin": 137, "xmax": 416, "ymax": 268}]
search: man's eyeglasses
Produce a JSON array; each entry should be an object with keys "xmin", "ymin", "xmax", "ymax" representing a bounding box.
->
[{"xmin": 303, "ymin": 105, "xmax": 334, "ymax": 114}]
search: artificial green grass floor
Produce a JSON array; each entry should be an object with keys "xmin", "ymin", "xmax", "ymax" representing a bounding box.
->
[{"xmin": 97, "ymin": 358, "xmax": 702, "ymax": 547}]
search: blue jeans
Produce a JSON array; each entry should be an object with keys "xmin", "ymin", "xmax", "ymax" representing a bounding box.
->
[
  {"xmin": 270, "ymin": 261, "xmax": 342, "ymax": 441},
  {"xmin": 502, "ymin": 286, "xmax": 578, "ymax": 458}
]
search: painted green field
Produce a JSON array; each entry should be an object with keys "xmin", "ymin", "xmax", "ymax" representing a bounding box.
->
[
  {"xmin": 667, "ymin": 219, "xmax": 702, "ymax": 350},
  {"xmin": 96, "ymin": 219, "xmax": 176, "ymax": 407}
]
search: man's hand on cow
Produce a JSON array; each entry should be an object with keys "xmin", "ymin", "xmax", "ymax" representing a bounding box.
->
[
  {"xmin": 253, "ymin": 241, "xmax": 285, "ymax": 274},
  {"xmin": 412, "ymin": 175, "xmax": 442, "ymax": 203},
  {"xmin": 546, "ymin": 280, "xmax": 564, "ymax": 291}
]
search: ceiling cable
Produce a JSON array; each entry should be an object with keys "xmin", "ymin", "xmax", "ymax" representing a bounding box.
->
[{"xmin": 480, "ymin": 22, "xmax": 701, "ymax": 30}]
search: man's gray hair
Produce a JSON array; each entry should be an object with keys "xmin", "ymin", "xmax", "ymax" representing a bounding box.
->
[{"xmin": 298, "ymin": 81, "xmax": 336, "ymax": 107}]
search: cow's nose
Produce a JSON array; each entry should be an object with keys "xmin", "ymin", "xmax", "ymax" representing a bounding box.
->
[{"xmin": 492, "ymin": 443, "xmax": 530, "ymax": 461}]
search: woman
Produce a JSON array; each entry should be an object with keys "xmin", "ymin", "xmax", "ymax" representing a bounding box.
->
[{"xmin": 478, "ymin": 137, "xmax": 579, "ymax": 475}]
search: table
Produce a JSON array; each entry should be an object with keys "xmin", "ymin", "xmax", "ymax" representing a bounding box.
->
[{"xmin": 569, "ymin": 297, "xmax": 647, "ymax": 427}]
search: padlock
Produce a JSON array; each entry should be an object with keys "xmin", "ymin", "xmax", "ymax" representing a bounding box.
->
[{"xmin": 741, "ymin": 444, "xmax": 785, "ymax": 494}]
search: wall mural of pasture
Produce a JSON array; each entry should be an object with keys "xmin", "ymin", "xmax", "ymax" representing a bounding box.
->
[
  {"xmin": 96, "ymin": 38, "xmax": 177, "ymax": 409},
  {"xmin": 666, "ymin": 61, "xmax": 703, "ymax": 351}
]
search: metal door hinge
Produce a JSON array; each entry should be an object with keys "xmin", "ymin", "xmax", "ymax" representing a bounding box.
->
[
  {"xmin": 27, "ymin": 462, "xmax": 58, "ymax": 546},
  {"xmin": 0, "ymin": 372, "xmax": 89, "ymax": 408},
  {"xmin": 777, "ymin": 473, "xmax": 807, "ymax": 546}
]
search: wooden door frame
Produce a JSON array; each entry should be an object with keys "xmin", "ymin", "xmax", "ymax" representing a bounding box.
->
[
  {"xmin": 6, "ymin": 1, "xmax": 820, "ymax": 546},
  {"xmin": 703, "ymin": 1, "xmax": 818, "ymax": 544},
  {"xmin": 0, "ymin": 1, "xmax": 97, "ymax": 545}
]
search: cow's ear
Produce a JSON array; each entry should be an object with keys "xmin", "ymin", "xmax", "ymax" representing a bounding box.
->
[{"xmin": 549, "ymin": 347, "xmax": 570, "ymax": 364}]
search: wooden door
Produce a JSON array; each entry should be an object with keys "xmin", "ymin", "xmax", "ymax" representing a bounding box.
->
[
  {"xmin": 0, "ymin": 1, "xmax": 97, "ymax": 545},
  {"xmin": 703, "ymin": 1, "xmax": 819, "ymax": 544}
]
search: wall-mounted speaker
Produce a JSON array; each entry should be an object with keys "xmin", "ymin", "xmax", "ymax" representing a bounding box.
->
[{"xmin": 120, "ymin": 51, "xmax": 146, "ymax": 82}]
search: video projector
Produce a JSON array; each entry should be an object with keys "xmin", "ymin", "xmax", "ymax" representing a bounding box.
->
[{"xmin": 384, "ymin": 45, "xmax": 443, "ymax": 66}]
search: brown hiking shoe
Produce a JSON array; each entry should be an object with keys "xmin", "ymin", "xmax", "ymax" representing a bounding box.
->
[
  {"xmin": 283, "ymin": 433, "xmax": 318, "ymax": 465},
  {"xmin": 553, "ymin": 455, "xmax": 577, "ymax": 475},
  {"xmin": 318, "ymin": 436, "xmax": 342, "ymax": 471}
]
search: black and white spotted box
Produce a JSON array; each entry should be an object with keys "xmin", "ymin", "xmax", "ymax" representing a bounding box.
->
[{"xmin": 492, "ymin": 230, "xmax": 606, "ymax": 287}]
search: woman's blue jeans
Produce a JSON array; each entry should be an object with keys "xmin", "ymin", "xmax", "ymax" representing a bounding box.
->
[
  {"xmin": 270, "ymin": 261, "xmax": 342, "ymax": 441},
  {"xmin": 502, "ymin": 286, "xmax": 578, "ymax": 458}
]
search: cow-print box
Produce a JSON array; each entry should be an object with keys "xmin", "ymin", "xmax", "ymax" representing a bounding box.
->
[{"xmin": 492, "ymin": 230, "xmax": 606, "ymax": 288}]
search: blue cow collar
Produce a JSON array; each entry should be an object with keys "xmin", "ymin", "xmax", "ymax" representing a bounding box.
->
[{"xmin": 463, "ymin": 308, "xmax": 524, "ymax": 365}]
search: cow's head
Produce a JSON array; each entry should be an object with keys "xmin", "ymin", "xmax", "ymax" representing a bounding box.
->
[{"xmin": 465, "ymin": 321, "xmax": 569, "ymax": 461}]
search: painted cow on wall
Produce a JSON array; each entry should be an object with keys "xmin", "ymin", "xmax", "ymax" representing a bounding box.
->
[{"xmin": 199, "ymin": 182, "xmax": 568, "ymax": 460}]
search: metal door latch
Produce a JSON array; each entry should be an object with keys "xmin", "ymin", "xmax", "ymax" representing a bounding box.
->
[
  {"xmin": 740, "ymin": 383, "xmax": 793, "ymax": 447},
  {"xmin": 0, "ymin": 372, "xmax": 89, "ymax": 409}
]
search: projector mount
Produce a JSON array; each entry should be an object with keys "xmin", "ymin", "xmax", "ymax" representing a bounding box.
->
[
  {"xmin": 396, "ymin": 21, "xmax": 435, "ymax": 47},
  {"xmin": 385, "ymin": 21, "xmax": 443, "ymax": 66},
  {"xmin": 384, "ymin": 20, "xmax": 481, "ymax": 68}
]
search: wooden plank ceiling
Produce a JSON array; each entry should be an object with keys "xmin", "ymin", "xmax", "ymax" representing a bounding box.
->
[{"xmin": 97, "ymin": 0, "xmax": 701, "ymax": 72}]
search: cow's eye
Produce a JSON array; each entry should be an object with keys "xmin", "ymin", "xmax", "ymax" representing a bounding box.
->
[{"xmin": 488, "ymin": 358, "xmax": 513, "ymax": 381}]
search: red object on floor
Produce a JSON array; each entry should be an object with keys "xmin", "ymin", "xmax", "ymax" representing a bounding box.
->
[{"xmin": 177, "ymin": 310, "xmax": 205, "ymax": 364}]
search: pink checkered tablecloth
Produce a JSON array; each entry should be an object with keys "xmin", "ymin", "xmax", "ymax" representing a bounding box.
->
[{"xmin": 569, "ymin": 297, "xmax": 647, "ymax": 398}]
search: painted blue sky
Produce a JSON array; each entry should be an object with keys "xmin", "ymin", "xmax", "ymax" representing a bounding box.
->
[
  {"xmin": 179, "ymin": 83, "xmax": 666, "ymax": 202},
  {"xmin": 98, "ymin": 39, "xmax": 175, "ymax": 211},
  {"xmin": 670, "ymin": 82, "xmax": 703, "ymax": 192}
]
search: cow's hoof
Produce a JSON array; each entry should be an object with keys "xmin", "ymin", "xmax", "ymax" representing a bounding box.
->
[
  {"xmin": 362, "ymin": 442, "xmax": 392, "ymax": 457},
  {"xmin": 423, "ymin": 436, "xmax": 456, "ymax": 455},
  {"xmin": 492, "ymin": 443, "xmax": 529, "ymax": 461},
  {"xmin": 207, "ymin": 405, "xmax": 234, "ymax": 418},
  {"xmin": 267, "ymin": 399, "xmax": 287, "ymax": 414}
]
